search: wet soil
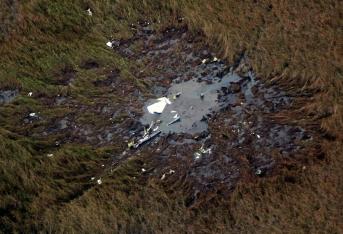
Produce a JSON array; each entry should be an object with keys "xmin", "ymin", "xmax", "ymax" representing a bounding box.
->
[{"xmin": 104, "ymin": 23, "xmax": 321, "ymax": 206}]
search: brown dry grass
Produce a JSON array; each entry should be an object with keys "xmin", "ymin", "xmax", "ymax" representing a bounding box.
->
[{"xmin": 0, "ymin": 0, "xmax": 342, "ymax": 233}]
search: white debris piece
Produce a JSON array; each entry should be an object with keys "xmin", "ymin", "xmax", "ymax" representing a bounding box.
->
[
  {"xmin": 101, "ymin": 164, "xmax": 105, "ymax": 167},
  {"xmin": 28, "ymin": 92, "xmax": 33, "ymax": 97},
  {"xmin": 213, "ymin": 57, "xmax": 219, "ymax": 62},
  {"xmin": 161, "ymin": 174, "xmax": 166, "ymax": 180},
  {"xmin": 47, "ymin": 153, "xmax": 54, "ymax": 158},
  {"xmin": 91, "ymin": 177, "xmax": 95, "ymax": 181},
  {"xmin": 29, "ymin": 112, "xmax": 37, "ymax": 117},
  {"xmin": 86, "ymin": 8, "xmax": 92, "ymax": 16},
  {"xmin": 171, "ymin": 110, "xmax": 177, "ymax": 114},
  {"xmin": 202, "ymin": 59, "xmax": 208, "ymax": 64},
  {"xmin": 141, "ymin": 168, "xmax": 146, "ymax": 172},
  {"xmin": 173, "ymin": 114, "xmax": 179, "ymax": 119},
  {"xmin": 256, "ymin": 134, "xmax": 261, "ymax": 139},
  {"xmin": 97, "ymin": 178, "xmax": 102, "ymax": 185},
  {"xmin": 106, "ymin": 41, "xmax": 113, "ymax": 48},
  {"xmin": 147, "ymin": 97, "xmax": 171, "ymax": 114}
]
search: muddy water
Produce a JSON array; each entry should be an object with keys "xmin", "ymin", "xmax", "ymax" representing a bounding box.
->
[{"xmin": 140, "ymin": 69, "xmax": 241, "ymax": 134}]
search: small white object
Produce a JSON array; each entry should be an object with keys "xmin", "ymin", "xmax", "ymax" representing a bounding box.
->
[
  {"xmin": 91, "ymin": 177, "xmax": 95, "ymax": 181},
  {"xmin": 171, "ymin": 110, "xmax": 177, "ymax": 113},
  {"xmin": 213, "ymin": 57, "xmax": 219, "ymax": 62},
  {"xmin": 141, "ymin": 168, "xmax": 146, "ymax": 172},
  {"xmin": 86, "ymin": 8, "xmax": 92, "ymax": 16},
  {"xmin": 256, "ymin": 134, "xmax": 261, "ymax": 139},
  {"xmin": 256, "ymin": 169, "xmax": 262, "ymax": 175},
  {"xmin": 47, "ymin": 153, "xmax": 54, "ymax": 158},
  {"xmin": 28, "ymin": 92, "xmax": 33, "ymax": 97},
  {"xmin": 153, "ymin": 126, "xmax": 159, "ymax": 131},
  {"xmin": 29, "ymin": 113, "xmax": 37, "ymax": 117},
  {"xmin": 106, "ymin": 41, "xmax": 113, "ymax": 48},
  {"xmin": 101, "ymin": 164, "xmax": 105, "ymax": 167},
  {"xmin": 169, "ymin": 169, "xmax": 175, "ymax": 174},
  {"xmin": 97, "ymin": 179, "xmax": 102, "ymax": 185},
  {"xmin": 161, "ymin": 174, "xmax": 166, "ymax": 180},
  {"xmin": 202, "ymin": 59, "xmax": 207, "ymax": 64},
  {"xmin": 147, "ymin": 97, "xmax": 171, "ymax": 114},
  {"xmin": 173, "ymin": 114, "xmax": 179, "ymax": 119}
]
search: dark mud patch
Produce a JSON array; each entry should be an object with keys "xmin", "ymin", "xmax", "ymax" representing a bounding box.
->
[
  {"xmin": 106, "ymin": 22, "xmax": 322, "ymax": 204},
  {"xmin": 0, "ymin": 89, "xmax": 18, "ymax": 105},
  {"xmin": 53, "ymin": 64, "xmax": 77, "ymax": 85},
  {"xmin": 80, "ymin": 59, "xmax": 100, "ymax": 70}
]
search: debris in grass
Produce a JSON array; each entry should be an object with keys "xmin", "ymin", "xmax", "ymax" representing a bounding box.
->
[
  {"xmin": 255, "ymin": 169, "xmax": 262, "ymax": 176},
  {"xmin": 27, "ymin": 92, "xmax": 33, "ymax": 97},
  {"xmin": 161, "ymin": 169, "xmax": 175, "ymax": 180},
  {"xmin": 29, "ymin": 112, "xmax": 38, "ymax": 118},
  {"xmin": 86, "ymin": 8, "xmax": 92, "ymax": 16},
  {"xmin": 194, "ymin": 145, "xmax": 212, "ymax": 160},
  {"xmin": 147, "ymin": 97, "xmax": 171, "ymax": 114},
  {"xmin": 47, "ymin": 153, "xmax": 54, "ymax": 158},
  {"xmin": 141, "ymin": 168, "xmax": 146, "ymax": 172},
  {"xmin": 97, "ymin": 178, "xmax": 102, "ymax": 185},
  {"xmin": 202, "ymin": 59, "xmax": 208, "ymax": 64},
  {"xmin": 106, "ymin": 41, "xmax": 113, "ymax": 48}
]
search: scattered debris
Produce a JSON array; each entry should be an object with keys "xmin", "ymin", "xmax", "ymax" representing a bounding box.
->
[
  {"xmin": 161, "ymin": 169, "xmax": 175, "ymax": 180},
  {"xmin": 147, "ymin": 97, "xmax": 171, "ymax": 114},
  {"xmin": 86, "ymin": 8, "xmax": 92, "ymax": 16},
  {"xmin": 29, "ymin": 113, "xmax": 38, "ymax": 118},
  {"xmin": 128, "ymin": 140, "xmax": 135, "ymax": 149},
  {"xmin": 194, "ymin": 145, "xmax": 212, "ymax": 160},
  {"xmin": 106, "ymin": 41, "xmax": 113, "ymax": 48},
  {"xmin": 134, "ymin": 130, "xmax": 161, "ymax": 149},
  {"xmin": 168, "ymin": 115, "xmax": 180, "ymax": 126},
  {"xmin": 255, "ymin": 169, "xmax": 262, "ymax": 176}
]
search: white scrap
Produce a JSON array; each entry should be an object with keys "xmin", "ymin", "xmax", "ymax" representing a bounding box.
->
[
  {"xmin": 141, "ymin": 168, "xmax": 146, "ymax": 172},
  {"xmin": 213, "ymin": 57, "xmax": 219, "ymax": 62},
  {"xmin": 171, "ymin": 110, "xmax": 177, "ymax": 113},
  {"xmin": 86, "ymin": 8, "xmax": 92, "ymax": 16},
  {"xmin": 97, "ymin": 178, "xmax": 102, "ymax": 185},
  {"xmin": 147, "ymin": 97, "xmax": 171, "ymax": 114},
  {"xmin": 173, "ymin": 114, "xmax": 179, "ymax": 119},
  {"xmin": 28, "ymin": 92, "xmax": 33, "ymax": 97},
  {"xmin": 47, "ymin": 153, "xmax": 54, "ymax": 158},
  {"xmin": 161, "ymin": 174, "xmax": 166, "ymax": 180},
  {"xmin": 202, "ymin": 59, "xmax": 208, "ymax": 64},
  {"xmin": 91, "ymin": 177, "xmax": 95, "ymax": 181},
  {"xmin": 256, "ymin": 134, "xmax": 261, "ymax": 139},
  {"xmin": 29, "ymin": 113, "xmax": 37, "ymax": 117},
  {"xmin": 106, "ymin": 41, "xmax": 113, "ymax": 48}
]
